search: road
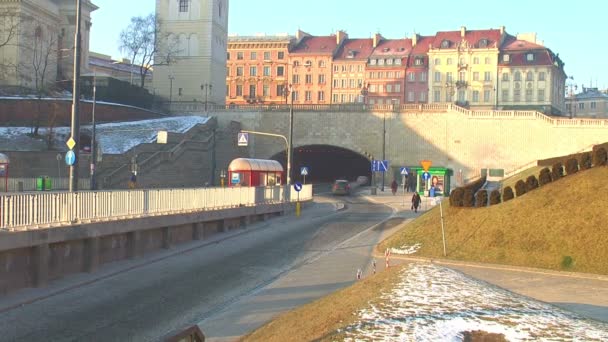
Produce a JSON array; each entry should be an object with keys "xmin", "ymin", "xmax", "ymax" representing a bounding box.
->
[{"xmin": 0, "ymin": 194, "xmax": 397, "ymax": 341}]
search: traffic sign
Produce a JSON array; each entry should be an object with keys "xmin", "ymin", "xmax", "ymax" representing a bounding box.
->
[
  {"xmin": 371, "ymin": 160, "xmax": 389, "ymax": 172},
  {"xmin": 400, "ymin": 167, "xmax": 409, "ymax": 175},
  {"xmin": 300, "ymin": 167, "xmax": 309, "ymax": 176},
  {"xmin": 65, "ymin": 150, "xmax": 76, "ymax": 166},
  {"xmin": 237, "ymin": 132, "xmax": 249, "ymax": 146},
  {"xmin": 420, "ymin": 160, "xmax": 432, "ymax": 172},
  {"xmin": 293, "ymin": 182, "xmax": 303, "ymax": 192},
  {"xmin": 66, "ymin": 137, "xmax": 76, "ymax": 150},
  {"xmin": 231, "ymin": 173, "xmax": 240, "ymax": 184},
  {"xmin": 422, "ymin": 171, "xmax": 431, "ymax": 181}
]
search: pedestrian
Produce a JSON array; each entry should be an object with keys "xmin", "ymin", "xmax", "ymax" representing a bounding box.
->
[
  {"xmin": 128, "ymin": 173, "xmax": 137, "ymax": 189},
  {"xmin": 390, "ymin": 179, "xmax": 398, "ymax": 195},
  {"xmin": 372, "ymin": 260, "xmax": 377, "ymax": 274},
  {"xmin": 385, "ymin": 248, "xmax": 391, "ymax": 268},
  {"xmin": 356, "ymin": 268, "xmax": 362, "ymax": 280},
  {"xmin": 411, "ymin": 192, "xmax": 421, "ymax": 213}
]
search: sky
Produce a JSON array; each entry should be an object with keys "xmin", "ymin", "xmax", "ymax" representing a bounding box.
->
[{"xmin": 89, "ymin": 0, "xmax": 607, "ymax": 90}]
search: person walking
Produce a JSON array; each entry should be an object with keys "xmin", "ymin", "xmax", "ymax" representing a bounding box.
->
[
  {"xmin": 411, "ymin": 192, "xmax": 421, "ymax": 213},
  {"xmin": 390, "ymin": 179, "xmax": 398, "ymax": 195},
  {"xmin": 356, "ymin": 268, "xmax": 362, "ymax": 280},
  {"xmin": 372, "ymin": 260, "xmax": 377, "ymax": 274}
]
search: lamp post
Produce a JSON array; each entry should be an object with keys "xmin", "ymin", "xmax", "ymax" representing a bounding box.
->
[
  {"xmin": 567, "ymin": 76, "xmax": 577, "ymax": 119},
  {"xmin": 445, "ymin": 81, "xmax": 455, "ymax": 104},
  {"xmin": 220, "ymin": 169, "xmax": 226, "ymax": 188},
  {"xmin": 168, "ymin": 75, "xmax": 174, "ymax": 103},
  {"xmin": 69, "ymin": 0, "xmax": 82, "ymax": 192},
  {"xmin": 201, "ymin": 83, "xmax": 212, "ymax": 111},
  {"xmin": 287, "ymin": 83, "xmax": 294, "ymax": 185},
  {"xmin": 90, "ymin": 71, "xmax": 97, "ymax": 190}
]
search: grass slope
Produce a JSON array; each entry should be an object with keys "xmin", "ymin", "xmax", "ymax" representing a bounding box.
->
[{"xmin": 380, "ymin": 167, "xmax": 608, "ymax": 274}]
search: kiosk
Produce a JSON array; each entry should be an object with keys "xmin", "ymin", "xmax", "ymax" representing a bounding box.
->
[
  {"xmin": 228, "ymin": 158, "xmax": 283, "ymax": 187},
  {"xmin": 408, "ymin": 166, "xmax": 451, "ymax": 196}
]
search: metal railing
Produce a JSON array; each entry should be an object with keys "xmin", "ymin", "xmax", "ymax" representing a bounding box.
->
[
  {"xmin": 0, "ymin": 184, "xmax": 312, "ymax": 231},
  {"xmin": 5, "ymin": 178, "xmax": 91, "ymax": 192}
]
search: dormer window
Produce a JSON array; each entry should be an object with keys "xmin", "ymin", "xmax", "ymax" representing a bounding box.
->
[
  {"xmin": 305, "ymin": 60, "xmax": 312, "ymax": 66},
  {"xmin": 387, "ymin": 58, "xmax": 393, "ymax": 65},
  {"xmin": 293, "ymin": 61, "xmax": 300, "ymax": 67},
  {"xmin": 179, "ymin": 0, "xmax": 188, "ymax": 12},
  {"xmin": 415, "ymin": 57, "xmax": 424, "ymax": 66},
  {"xmin": 394, "ymin": 58, "xmax": 401, "ymax": 65},
  {"xmin": 382, "ymin": 48, "xmax": 389, "ymax": 52},
  {"xmin": 526, "ymin": 53, "xmax": 534, "ymax": 61},
  {"xmin": 503, "ymin": 54, "xmax": 510, "ymax": 63},
  {"xmin": 441, "ymin": 40, "xmax": 450, "ymax": 48},
  {"xmin": 479, "ymin": 38, "xmax": 488, "ymax": 48},
  {"xmin": 370, "ymin": 59, "xmax": 377, "ymax": 65}
]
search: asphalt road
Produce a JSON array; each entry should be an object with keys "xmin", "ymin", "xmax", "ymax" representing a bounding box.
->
[{"xmin": 0, "ymin": 195, "xmax": 395, "ymax": 341}]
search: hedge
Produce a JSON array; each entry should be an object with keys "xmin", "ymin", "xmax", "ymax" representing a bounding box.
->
[
  {"xmin": 475, "ymin": 190, "xmax": 488, "ymax": 207},
  {"xmin": 503, "ymin": 186, "xmax": 514, "ymax": 202},
  {"xmin": 593, "ymin": 147, "xmax": 607, "ymax": 167},
  {"xmin": 489, "ymin": 189, "xmax": 501, "ymax": 205},
  {"xmin": 538, "ymin": 167, "xmax": 552, "ymax": 186},
  {"xmin": 565, "ymin": 158, "xmax": 579, "ymax": 175},
  {"xmin": 514, "ymin": 179, "xmax": 527, "ymax": 197},
  {"xmin": 525, "ymin": 175, "xmax": 539, "ymax": 192},
  {"xmin": 463, "ymin": 189, "xmax": 475, "ymax": 207},
  {"xmin": 551, "ymin": 162, "xmax": 564, "ymax": 181},
  {"xmin": 579, "ymin": 152, "xmax": 592, "ymax": 170}
]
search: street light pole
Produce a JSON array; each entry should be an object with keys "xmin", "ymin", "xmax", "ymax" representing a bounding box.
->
[
  {"xmin": 168, "ymin": 75, "xmax": 174, "ymax": 103},
  {"xmin": 381, "ymin": 111, "xmax": 386, "ymax": 191},
  {"xmin": 90, "ymin": 72, "xmax": 97, "ymax": 190},
  {"xmin": 287, "ymin": 84, "xmax": 294, "ymax": 185},
  {"xmin": 69, "ymin": 0, "xmax": 82, "ymax": 192}
]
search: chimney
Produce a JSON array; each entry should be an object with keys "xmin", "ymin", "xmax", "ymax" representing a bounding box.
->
[
  {"xmin": 499, "ymin": 26, "xmax": 505, "ymax": 35},
  {"xmin": 373, "ymin": 33, "xmax": 383, "ymax": 48},
  {"xmin": 460, "ymin": 26, "xmax": 466, "ymax": 38},
  {"xmin": 296, "ymin": 29, "xmax": 310, "ymax": 42},
  {"xmin": 412, "ymin": 33, "xmax": 418, "ymax": 47},
  {"xmin": 336, "ymin": 30, "xmax": 348, "ymax": 45}
]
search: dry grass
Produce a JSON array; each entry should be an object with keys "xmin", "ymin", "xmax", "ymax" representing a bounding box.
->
[
  {"xmin": 380, "ymin": 167, "xmax": 608, "ymax": 274},
  {"xmin": 241, "ymin": 266, "xmax": 403, "ymax": 342}
]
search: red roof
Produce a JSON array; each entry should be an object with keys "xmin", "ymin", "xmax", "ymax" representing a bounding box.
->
[
  {"xmin": 370, "ymin": 38, "xmax": 412, "ymax": 57},
  {"xmin": 499, "ymin": 35, "xmax": 559, "ymax": 67},
  {"xmin": 501, "ymin": 35, "xmax": 545, "ymax": 50},
  {"xmin": 334, "ymin": 38, "xmax": 375, "ymax": 60},
  {"xmin": 431, "ymin": 28, "xmax": 503, "ymax": 49},
  {"xmin": 411, "ymin": 35, "xmax": 433, "ymax": 54},
  {"xmin": 291, "ymin": 36, "xmax": 338, "ymax": 55}
]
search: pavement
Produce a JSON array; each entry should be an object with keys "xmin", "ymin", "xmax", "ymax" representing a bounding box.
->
[{"xmin": 359, "ymin": 186, "xmax": 608, "ymax": 323}]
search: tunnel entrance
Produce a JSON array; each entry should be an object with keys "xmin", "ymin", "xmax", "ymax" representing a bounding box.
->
[{"xmin": 270, "ymin": 145, "xmax": 371, "ymax": 184}]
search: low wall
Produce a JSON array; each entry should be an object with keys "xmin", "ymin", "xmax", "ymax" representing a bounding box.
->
[{"xmin": 0, "ymin": 202, "xmax": 297, "ymax": 296}]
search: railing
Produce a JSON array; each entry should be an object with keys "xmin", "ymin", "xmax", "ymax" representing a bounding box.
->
[
  {"xmin": 0, "ymin": 184, "xmax": 312, "ymax": 231},
  {"xmin": 5, "ymin": 178, "xmax": 91, "ymax": 192}
]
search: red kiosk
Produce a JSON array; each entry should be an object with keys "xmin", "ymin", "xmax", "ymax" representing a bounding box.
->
[
  {"xmin": 228, "ymin": 158, "xmax": 283, "ymax": 187},
  {"xmin": 0, "ymin": 153, "xmax": 8, "ymax": 192}
]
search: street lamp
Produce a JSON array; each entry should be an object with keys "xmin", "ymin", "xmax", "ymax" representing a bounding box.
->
[
  {"xmin": 220, "ymin": 169, "xmax": 227, "ymax": 187},
  {"xmin": 168, "ymin": 75, "xmax": 174, "ymax": 103},
  {"xmin": 360, "ymin": 82, "xmax": 369, "ymax": 107},
  {"xmin": 201, "ymin": 83, "xmax": 212, "ymax": 111},
  {"xmin": 567, "ymin": 76, "xmax": 577, "ymax": 119},
  {"xmin": 285, "ymin": 83, "xmax": 294, "ymax": 185},
  {"xmin": 90, "ymin": 71, "xmax": 97, "ymax": 190},
  {"xmin": 445, "ymin": 81, "xmax": 455, "ymax": 104}
]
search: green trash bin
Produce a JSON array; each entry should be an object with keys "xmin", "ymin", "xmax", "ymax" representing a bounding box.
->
[
  {"xmin": 36, "ymin": 176, "xmax": 44, "ymax": 191},
  {"xmin": 44, "ymin": 176, "xmax": 52, "ymax": 191}
]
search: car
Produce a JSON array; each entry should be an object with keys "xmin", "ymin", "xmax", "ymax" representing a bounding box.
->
[{"xmin": 332, "ymin": 179, "xmax": 351, "ymax": 195}]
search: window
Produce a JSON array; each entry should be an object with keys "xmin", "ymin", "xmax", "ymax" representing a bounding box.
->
[
  {"xmin": 526, "ymin": 53, "xmax": 534, "ymax": 61},
  {"xmin": 434, "ymin": 72, "xmax": 442, "ymax": 82},
  {"xmin": 472, "ymin": 90, "xmax": 480, "ymax": 102},
  {"xmin": 333, "ymin": 79, "xmax": 339, "ymax": 88},
  {"xmin": 459, "ymin": 72, "xmax": 465, "ymax": 81},
  {"xmin": 305, "ymin": 90, "xmax": 312, "ymax": 101},
  {"xmin": 318, "ymin": 74, "xmax": 326, "ymax": 84},
  {"xmin": 292, "ymin": 91, "xmax": 299, "ymax": 101},
  {"xmin": 319, "ymin": 60, "xmax": 326, "ymax": 68},
  {"xmin": 503, "ymin": 54, "xmax": 510, "ymax": 62},
  {"xmin": 341, "ymin": 65, "xmax": 347, "ymax": 72},
  {"xmin": 250, "ymin": 52, "xmax": 257, "ymax": 60},
  {"xmin": 349, "ymin": 79, "xmax": 355, "ymax": 88},
  {"xmin": 441, "ymin": 40, "xmax": 450, "ymax": 48},
  {"xmin": 349, "ymin": 94, "xmax": 355, "ymax": 102},
  {"xmin": 263, "ymin": 66, "xmax": 271, "ymax": 77},
  {"xmin": 566, "ymin": 104, "xmax": 571, "ymax": 111},
  {"xmin": 408, "ymin": 73, "xmax": 415, "ymax": 82},
  {"xmin": 579, "ymin": 102, "xmax": 585, "ymax": 110},
  {"xmin": 514, "ymin": 89, "xmax": 521, "ymax": 102},
  {"xmin": 370, "ymin": 59, "xmax": 377, "ymax": 65},
  {"xmin": 526, "ymin": 71, "xmax": 534, "ymax": 81},
  {"xmin": 514, "ymin": 72, "xmax": 521, "ymax": 81},
  {"xmin": 226, "ymin": 67, "xmax": 231, "ymax": 77},
  {"xmin": 369, "ymin": 84, "xmax": 376, "ymax": 92},
  {"xmin": 387, "ymin": 84, "xmax": 393, "ymax": 93},
  {"xmin": 249, "ymin": 85, "xmax": 256, "ymax": 98},
  {"xmin": 305, "ymin": 60, "xmax": 312, "ymax": 67},
  {"xmin": 236, "ymin": 85, "xmax": 243, "ymax": 96},
  {"xmin": 350, "ymin": 65, "xmax": 355, "ymax": 72},
  {"xmin": 502, "ymin": 73, "xmax": 509, "ymax": 81},
  {"xmin": 386, "ymin": 59, "xmax": 393, "ymax": 65},
  {"xmin": 395, "ymin": 84, "xmax": 401, "ymax": 92},
  {"xmin": 249, "ymin": 66, "xmax": 257, "ymax": 76},
  {"xmin": 237, "ymin": 52, "xmax": 243, "ymax": 60},
  {"xmin": 419, "ymin": 92, "xmax": 426, "ymax": 102},
  {"xmin": 387, "ymin": 71, "xmax": 394, "ymax": 78},
  {"xmin": 415, "ymin": 57, "xmax": 424, "ymax": 65},
  {"xmin": 484, "ymin": 71, "xmax": 491, "ymax": 81},
  {"xmin": 447, "ymin": 58, "xmax": 453, "ymax": 65},
  {"xmin": 378, "ymin": 84, "xmax": 384, "ymax": 93},
  {"xmin": 538, "ymin": 72, "xmax": 546, "ymax": 81},
  {"xmin": 434, "ymin": 90, "xmax": 441, "ymax": 102},
  {"xmin": 179, "ymin": 0, "xmax": 188, "ymax": 12},
  {"xmin": 278, "ymin": 51, "xmax": 284, "ymax": 59},
  {"xmin": 293, "ymin": 61, "xmax": 300, "ymax": 67},
  {"xmin": 341, "ymin": 94, "xmax": 347, "ymax": 103},
  {"xmin": 292, "ymin": 74, "xmax": 300, "ymax": 84},
  {"xmin": 484, "ymin": 57, "xmax": 491, "ymax": 64},
  {"xmin": 263, "ymin": 51, "xmax": 271, "ymax": 60},
  {"xmin": 227, "ymin": 52, "xmax": 230, "ymax": 60},
  {"xmin": 408, "ymin": 91, "xmax": 415, "ymax": 102},
  {"xmin": 277, "ymin": 85, "xmax": 284, "ymax": 97},
  {"xmin": 358, "ymin": 65, "xmax": 364, "ymax": 72},
  {"xmin": 502, "ymin": 89, "xmax": 509, "ymax": 101},
  {"xmin": 420, "ymin": 72, "xmax": 427, "ymax": 82},
  {"xmin": 434, "ymin": 58, "xmax": 441, "ymax": 65},
  {"xmin": 459, "ymin": 57, "xmax": 466, "ymax": 65},
  {"xmin": 378, "ymin": 59, "xmax": 385, "ymax": 65},
  {"xmin": 333, "ymin": 65, "xmax": 339, "ymax": 73},
  {"xmin": 332, "ymin": 94, "xmax": 339, "ymax": 103},
  {"xmin": 226, "ymin": 85, "xmax": 230, "ymax": 97},
  {"xmin": 538, "ymin": 89, "xmax": 545, "ymax": 101},
  {"xmin": 263, "ymin": 85, "xmax": 270, "ymax": 97},
  {"xmin": 236, "ymin": 67, "xmax": 243, "ymax": 76},
  {"xmin": 305, "ymin": 74, "xmax": 312, "ymax": 84},
  {"xmin": 473, "ymin": 72, "xmax": 479, "ymax": 81},
  {"xmin": 341, "ymin": 79, "xmax": 347, "ymax": 88},
  {"xmin": 483, "ymin": 90, "xmax": 491, "ymax": 102},
  {"xmin": 446, "ymin": 72, "xmax": 453, "ymax": 82},
  {"xmin": 473, "ymin": 57, "xmax": 479, "ymax": 64},
  {"xmin": 458, "ymin": 90, "xmax": 465, "ymax": 102},
  {"xmin": 446, "ymin": 90, "xmax": 453, "ymax": 102},
  {"xmin": 277, "ymin": 66, "xmax": 284, "ymax": 76},
  {"xmin": 395, "ymin": 59, "xmax": 401, "ymax": 65},
  {"xmin": 479, "ymin": 39, "xmax": 488, "ymax": 48},
  {"xmin": 591, "ymin": 101, "xmax": 597, "ymax": 109},
  {"xmin": 318, "ymin": 91, "xmax": 325, "ymax": 101},
  {"xmin": 395, "ymin": 71, "xmax": 401, "ymax": 78}
]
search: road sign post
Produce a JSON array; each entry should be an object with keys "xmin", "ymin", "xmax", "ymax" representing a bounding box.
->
[
  {"xmin": 294, "ymin": 182, "xmax": 303, "ymax": 217},
  {"xmin": 237, "ymin": 132, "xmax": 249, "ymax": 147},
  {"xmin": 300, "ymin": 167, "xmax": 309, "ymax": 185}
]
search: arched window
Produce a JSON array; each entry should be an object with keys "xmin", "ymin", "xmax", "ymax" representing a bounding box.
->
[
  {"xmin": 526, "ymin": 71, "xmax": 534, "ymax": 81},
  {"xmin": 434, "ymin": 58, "xmax": 441, "ymax": 65},
  {"xmin": 514, "ymin": 71, "xmax": 521, "ymax": 81}
]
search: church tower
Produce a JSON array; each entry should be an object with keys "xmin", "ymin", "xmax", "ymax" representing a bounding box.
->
[{"xmin": 154, "ymin": 0, "xmax": 228, "ymax": 107}]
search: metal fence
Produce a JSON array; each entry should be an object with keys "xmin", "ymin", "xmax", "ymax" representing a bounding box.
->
[
  {"xmin": 5, "ymin": 178, "xmax": 91, "ymax": 192},
  {"xmin": 0, "ymin": 185, "xmax": 312, "ymax": 231}
]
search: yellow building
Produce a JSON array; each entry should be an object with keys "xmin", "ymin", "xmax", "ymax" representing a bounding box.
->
[{"xmin": 0, "ymin": 0, "xmax": 97, "ymax": 90}]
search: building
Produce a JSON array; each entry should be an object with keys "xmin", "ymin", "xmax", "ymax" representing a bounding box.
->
[
  {"xmin": 366, "ymin": 36, "xmax": 411, "ymax": 105},
  {"xmin": 153, "ymin": 0, "xmax": 228, "ymax": 106},
  {"xmin": 406, "ymin": 34, "xmax": 433, "ymax": 104},
  {"xmin": 88, "ymin": 52, "xmax": 152, "ymax": 89},
  {"xmin": 0, "ymin": 0, "xmax": 97, "ymax": 91},
  {"xmin": 288, "ymin": 30, "xmax": 345, "ymax": 104},
  {"xmin": 226, "ymin": 34, "xmax": 295, "ymax": 105},
  {"xmin": 566, "ymin": 87, "xmax": 608, "ymax": 118},
  {"xmin": 498, "ymin": 33, "xmax": 566, "ymax": 114},
  {"xmin": 331, "ymin": 37, "xmax": 374, "ymax": 104}
]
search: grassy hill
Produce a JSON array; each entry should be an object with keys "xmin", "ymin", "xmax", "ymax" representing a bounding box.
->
[{"xmin": 380, "ymin": 166, "xmax": 608, "ymax": 274}]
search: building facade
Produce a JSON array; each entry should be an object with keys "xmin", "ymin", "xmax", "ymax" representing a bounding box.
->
[
  {"xmin": 366, "ymin": 36, "xmax": 410, "ymax": 105},
  {"xmin": 226, "ymin": 34, "xmax": 294, "ymax": 105},
  {"xmin": 154, "ymin": 0, "xmax": 228, "ymax": 105},
  {"xmin": 566, "ymin": 87, "xmax": 608, "ymax": 118},
  {"xmin": 88, "ymin": 52, "xmax": 153, "ymax": 89},
  {"xmin": 0, "ymin": 0, "xmax": 97, "ymax": 90},
  {"xmin": 331, "ymin": 37, "xmax": 374, "ymax": 104}
]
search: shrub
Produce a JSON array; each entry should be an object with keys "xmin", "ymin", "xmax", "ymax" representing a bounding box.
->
[
  {"xmin": 503, "ymin": 186, "xmax": 514, "ymax": 202},
  {"xmin": 538, "ymin": 167, "xmax": 552, "ymax": 186},
  {"xmin": 514, "ymin": 179, "xmax": 527, "ymax": 197},
  {"xmin": 475, "ymin": 190, "xmax": 488, "ymax": 207},
  {"xmin": 579, "ymin": 152, "xmax": 592, "ymax": 170},
  {"xmin": 489, "ymin": 189, "xmax": 501, "ymax": 205},
  {"xmin": 592, "ymin": 147, "xmax": 607, "ymax": 167},
  {"xmin": 525, "ymin": 175, "xmax": 539, "ymax": 192},
  {"xmin": 561, "ymin": 255, "xmax": 574, "ymax": 269},
  {"xmin": 565, "ymin": 158, "xmax": 579, "ymax": 175},
  {"xmin": 449, "ymin": 188, "xmax": 464, "ymax": 207},
  {"xmin": 551, "ymin": 162, "xmax": 564, "ymax": 181},
  {"xmin": 463, "ymin": 189, "xmax": 475, "ymax": 207}
]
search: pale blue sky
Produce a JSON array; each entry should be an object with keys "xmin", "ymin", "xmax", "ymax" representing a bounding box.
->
[{"xmin": 90, "ymin": 0, "xmax": 607, "ymax": 89}]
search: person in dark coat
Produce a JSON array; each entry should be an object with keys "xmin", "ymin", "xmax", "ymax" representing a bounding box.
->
[
  {"xmin": 390, "ymin": 180, "xmax": 398, "ymax": 195},
  {"xmin": 411, "ymin": 192, "xmax": 421, "ymax": 213}
]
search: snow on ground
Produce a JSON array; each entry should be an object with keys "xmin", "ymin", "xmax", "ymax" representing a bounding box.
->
[
  {"xmin": 343, "ymin": 263, "xmax": 608, "ymax": 341},
  {"xmin": 390, "ymin": 243, "xmax": 422, "ymax": 255},
  {"xmin": 0, "ymin": 116, "xmax": 210, "ymax": 154}
]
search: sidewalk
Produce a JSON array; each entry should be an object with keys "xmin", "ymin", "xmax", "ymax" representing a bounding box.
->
[{"xmin": 361, "ymin": 186, "xmax": 608, "ymax": 323}]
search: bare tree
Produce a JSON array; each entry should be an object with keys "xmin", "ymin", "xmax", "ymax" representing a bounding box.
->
[
  {"xmin": 0, "ymin": 8, "xmax": 23, "ymax": 83},
  {"xmin": 119, "ymin": 13, "xmax": 179, "ymax": 88}
]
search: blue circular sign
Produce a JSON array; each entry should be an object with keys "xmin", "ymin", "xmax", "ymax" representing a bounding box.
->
[
  {"xmin": 65, "ymin": 150, "xmax": 76, "ymax": 166},
  {"xmin": 422, "ymin": 171, "xmax": 431, "ymax": 181},
  {"xmin": 293, "ymin": 182, "xmax": 303, "ymax": 192}
]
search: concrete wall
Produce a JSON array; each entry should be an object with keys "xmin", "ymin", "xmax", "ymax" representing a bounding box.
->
[{"xmin": 0, "ymin": 203, "xmax": 292, "ymax": 296}]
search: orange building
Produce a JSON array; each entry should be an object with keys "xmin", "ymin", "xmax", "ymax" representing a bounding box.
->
[
  {"xmin": 226, "ymin": 35, "xmax": 295, "ymax": 105},
  {"xmin": 287, "ymin": 30, "xmax": 347, "ymax": 104}
]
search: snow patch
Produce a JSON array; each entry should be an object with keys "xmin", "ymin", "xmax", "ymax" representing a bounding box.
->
[{"xmin": 390, "ymin": 243, "xmax": 422, "ymax": 255}]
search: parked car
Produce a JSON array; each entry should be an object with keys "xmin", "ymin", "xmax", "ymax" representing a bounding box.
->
[{"xmin": 332, "ymin": 179, "xmax": 351, "ymax": 195}]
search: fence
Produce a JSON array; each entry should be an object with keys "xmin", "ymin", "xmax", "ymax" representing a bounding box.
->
[
  {"xmin": 5, "ymin": 177, "xmax": 91, "ymax": 192},
  {"xmin": 0, "ymin": 184, "xmax": 312, "ymax": 231}
]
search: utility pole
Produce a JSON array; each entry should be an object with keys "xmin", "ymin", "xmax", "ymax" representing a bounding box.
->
[{"xmin": 69, "ymin": 0, "xmax": 82, "ymax": 192}]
